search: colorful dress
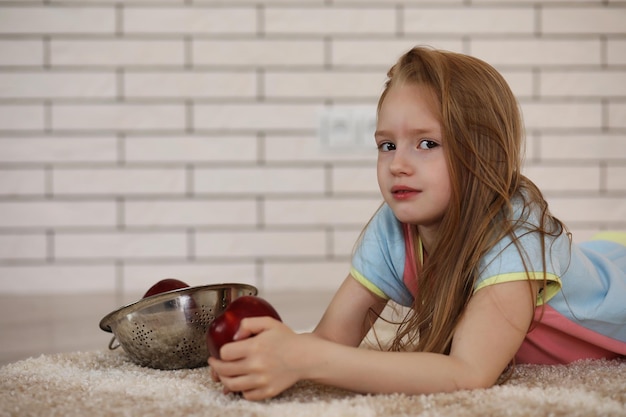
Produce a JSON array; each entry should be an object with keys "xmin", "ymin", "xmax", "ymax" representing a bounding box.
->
[{"xmin": 351, "ymin": 201, "xmax": 626, "ymax": 364}]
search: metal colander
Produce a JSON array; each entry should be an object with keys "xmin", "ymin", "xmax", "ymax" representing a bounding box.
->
[{"xmin": 99, "ymin": 283, "xmax": 258, "ymax": 370}]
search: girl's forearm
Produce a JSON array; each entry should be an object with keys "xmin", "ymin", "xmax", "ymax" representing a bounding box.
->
[{"xmin": 297, "ymin": 333, "xmax": 492, "ymax": 395}]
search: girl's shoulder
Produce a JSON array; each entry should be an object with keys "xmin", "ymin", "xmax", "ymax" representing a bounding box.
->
[
  {"xmin": 352, "ymin": 203, "xmax": 413, "ymax": 306},
  {"xmin": 475, "ymin": 194, "xmax": 570, "ymax": 300},
  {"xmin": 362, "ymin": 203, "xmax": 404, "ymax": 242}
]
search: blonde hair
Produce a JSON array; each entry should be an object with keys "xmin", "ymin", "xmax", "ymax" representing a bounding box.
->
[{"xmin": 376, "ymin": 46, "xmax": 566, "ymax": 354}]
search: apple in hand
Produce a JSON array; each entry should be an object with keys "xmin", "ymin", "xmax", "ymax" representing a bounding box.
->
[
  {"xmin": 143, "ymin": 278, "xmax": 189, "ymax": 298},
  {"xmin": 206, "ymin": 295, "xmax": 282, "ymax": 359}
]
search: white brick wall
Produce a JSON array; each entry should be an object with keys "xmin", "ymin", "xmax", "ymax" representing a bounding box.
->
[{"xmin": 0, "ymin": 1, "xmax": 624, "ymax": 296}]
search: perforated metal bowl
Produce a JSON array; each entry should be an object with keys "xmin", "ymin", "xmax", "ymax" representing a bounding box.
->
[{"xmin": 99, "ymin": 283, "xmax": 258, "ymax": 370}]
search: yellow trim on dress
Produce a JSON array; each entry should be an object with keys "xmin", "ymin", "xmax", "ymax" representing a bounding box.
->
[
  {"xmin": 417, "ymin": 236, "xmax": 424, "ymax": 264},
  {"xmin": 474, "ymin": 271, "xmax": 562, "ymax": 305},
  {"xmin": 591, "ymin": 231, "xmax": 626, "ymax": 247},
  {"xmin": 350, "ymin": 267, "xmax": 389, "ymax": 300}
]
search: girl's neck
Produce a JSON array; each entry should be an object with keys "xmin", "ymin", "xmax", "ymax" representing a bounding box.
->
[{"xmin": 416, "ymin": 225, "xmax": 438, "ymax": 256}]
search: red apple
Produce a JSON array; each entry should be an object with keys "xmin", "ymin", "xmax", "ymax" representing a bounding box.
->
[
  {"xmin": 143, "ymin": 278, "xmax": 189, "ymax": 298},
  {"xmin": 206, "ymin": 295, "xmax": 281, "ymax": 359}
]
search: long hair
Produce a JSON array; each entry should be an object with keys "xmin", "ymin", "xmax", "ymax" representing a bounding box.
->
[{"xmin": 377, "ymin": 46, "xmax": 566, "ymax": 354}]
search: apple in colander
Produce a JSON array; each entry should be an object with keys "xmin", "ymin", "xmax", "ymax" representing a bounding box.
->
[
  {"xmin": 206, "ymin": 295, "xmax": 282, "ymax": 359},
  {"xmin": 142, "ymin": 278, "xmax": 189, "ymax": 298}
]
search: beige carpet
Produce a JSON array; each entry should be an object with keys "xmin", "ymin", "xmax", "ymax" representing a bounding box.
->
[{"xmin": 1, "ymin": 346, "xmax": 625, "ymax": 417}]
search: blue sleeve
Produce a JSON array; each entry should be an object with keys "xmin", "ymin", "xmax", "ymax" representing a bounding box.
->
[
  {"xmin": 350, "ymin": 204, "xmax": 414, "ymax": 307},
  {"xmin": 475, "ymin": 198, "xmax": 565, "ymax": 304}
]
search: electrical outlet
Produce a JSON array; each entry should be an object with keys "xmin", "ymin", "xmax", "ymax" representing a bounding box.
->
[
  {"xmin": 354, "ymin": 107, "xmax": 377, "ymax": 147},
  {"xmin": 319, "ymin": 107, "xmax": 356, "ymax": 148},
  {"xmin": 318, "ymin": 106, "xmax": 377, "ymax": 151}
]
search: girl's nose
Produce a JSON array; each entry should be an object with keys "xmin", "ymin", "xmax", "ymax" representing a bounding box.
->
[{"xmin": 389, "ymin": 151, "xmax": 412, "ymax": 176}]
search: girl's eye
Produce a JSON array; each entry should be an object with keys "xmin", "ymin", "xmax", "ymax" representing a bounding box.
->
[
  {"xmin": 378, "ymin": 142, "xmax": 396, "ymax": 152},
  {"xmin": 418, "ymin": 140, "xmax": 439, "ymax": 150}
]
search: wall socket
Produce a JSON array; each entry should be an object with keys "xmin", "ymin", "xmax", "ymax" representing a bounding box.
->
[{"xmin": 318, "ymin": 106, "xmax": 377, "ymax": 151}]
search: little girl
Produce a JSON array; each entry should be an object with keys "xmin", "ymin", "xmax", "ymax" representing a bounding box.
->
[{"xmin": 208, "ymin": 46, "xmax": 626, "ymax": 401}]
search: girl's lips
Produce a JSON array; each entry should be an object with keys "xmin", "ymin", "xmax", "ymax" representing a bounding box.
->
[{"xmin": 391, "ymin": 186, "xmax": 420, "ymax": 200}]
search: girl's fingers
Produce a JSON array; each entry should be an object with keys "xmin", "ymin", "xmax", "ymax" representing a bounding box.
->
[
  {"xmin": 209, "ymin": 320, "xmax": 297, "ymax": 401},
  {"xmin": 209, "ymin": 365, "xmax": 221, "ymax": 382},
  {"xmin": 209, "ymin": 355, "xmax": 254, "ymax": 380},
  {"xmin": 219, "ymin": 373, "xmax": 274, "ymax": 399},
  {"xmin": 219, "ymin": 338, "xmax": 254, "ymax": 362},
  {"xmin": 234, "ymin": 316, "xmax": 280, "ymax": 340},
  {"xmin": 223, "ymin": 318, "xmax": 288, "ymax": 361}
]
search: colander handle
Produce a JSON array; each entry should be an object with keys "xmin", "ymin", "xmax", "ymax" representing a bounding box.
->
[{"xmin": 108, "ymin": 336, "xmax": 121, "ymax": 350}]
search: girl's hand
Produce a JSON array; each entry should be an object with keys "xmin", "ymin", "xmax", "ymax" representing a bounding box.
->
[
  {"xmin": 208, "ymin": 317, "xmax": 306, "ymax": 401},
  {"xmin": 209, "ymin": 367, "xmax": 221, "ymax": 383}
]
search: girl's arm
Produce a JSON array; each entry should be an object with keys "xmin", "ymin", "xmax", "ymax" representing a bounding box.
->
[
  {"xmin": 312, "ymin": 273, "xmax": 388, "ymax": 346},
  {"xmin": 303, "ymin": 278, "xmax": 536, "ymax": 394},
  {"xmin": 209, "ymin": 275, "xmax": 536, "ymax": 400}
]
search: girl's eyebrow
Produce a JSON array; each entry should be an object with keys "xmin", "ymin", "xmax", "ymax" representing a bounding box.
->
[{"xmin": 375, "ymin": 128, "xmax": 438, "ymax": 138}]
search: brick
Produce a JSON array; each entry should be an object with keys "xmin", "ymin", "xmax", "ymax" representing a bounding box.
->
[
  {"xmin": 607, "ymin": 166, "xmax": 626, "ymax": 191},
  {"xmin": 124, "ymin": 7, "xmax": 256, "ymax": 34},
  {"xmin": 265, "ymin": 71, "xmax": 384, "ymax": 99},
  {"xmin": 539, "ymin": 133, "xmax": 626, "ymax": 161},
  {"xmin": 50, "ymin": 39, "xmax": 185, "ymax": 67},
  {"xmin": 194, "ymin": 103, "xmax": 318, "ymax": 130},
  {"xmin": 0, "ymin": 7, "xmax": 115, "ymax": 34},
  {"xmin": 0, "ymin": 40, "xmax": 43, "ymax": 66},
  {"xmin": 541, "ymin": 70, "xmax": 626, "ymax": 97},
  {"xmin": 0, "ymin": 0, "xmax": 624, "ymax": 300},
  {"xmin": 571, "ymin": 228, "xmax": 609, "ymax": 243},
  {"xmin": 332, "ymin": 228, "xmax": 363, "ymax": 257},
  {"xmin": 336, "ymin": 0, "xmax": 461, "ymax": 3},
  {"xmin": 55, "ymin": 231, "xmax": 187, "ymax": 259},
  {"xmin": 192, "ymin": 0, "xmax": 315, "ymax": 2},
  {"xmin": 499, "ymin": 70, "xmax": 534, "ymax": 98},
  {"xmin": 473, "ymin": 0, "xmax": 604, "ymax": 3},
  {"xmin": 0, "ymin": 72, "xmax": 115, "ymax": 99},
  {"xmin": 0, "ymin": 264, "xmax": 115, "ymax": 294},
  {"xmin": 193, "ymin": 39, "xmax": 325, "ymax": 67},
  {"xmin": 195, "ymin": 166, "xmax": 326, "ymax": 195},
  {"xmin": 264, "ymin": 197, "xmax": 381, "ymax": 226},
  {"xmin": 124, "ymin": 135, "xmax": 258, "ymax": 163},
  {"xmin": 265, "ymin": 7, "xmax": 396, "ymax": 34},
  {"xmin": 265, "ymin": 134, "xmax": 377, "ymax": 163},
  {"xmin": 471, "ymin": 39, "xmax": 602, "ymax": 66},
  {"xmin": 53, "ymin": 168, "xmax": 186, "ymax": 195},
  {"xmin": 523, "ymin": 165, "xmax": 600, "ymax": 192},
  {"xmin": 49, "ymin": 0, "xmax": 185, "ymax": 3},
  {"xmin": 0, "ymin": 201, "xmax": 116, "ymax": 228},
  {"xmin": 542, "ymin": 7, "xmax": 626, "ymax": 34},
  {"xmin": 404, "ymin": 7, "xmax": 534, "ymax": 34},
  {"xmin": 0, "ymin": 233, "xmax": 47, "ymax": 260},
  {"xmin": 519, "ymin": 102, "xmax": 602, "ymax": 129},
  {"xmin": 524, "ymin": 132, "xmax": 538, "ymax": 161},
  {"xmin": 124, "ymin": 71, "xmax": 257, "ymax": 99},
  {"xmin": 262, "ymin": 261, "xmax": 349, "ymax": 291},
  {"xmin": 124, "ymin": 199, "xmax": 258, "ymax": 227},
  {"xmin": 195, "ymin": 230, "xmax": 327, "ymax": 257},
  {"xmin": 332, "ymin": 39, "xmax": 464, "ymax": 67},
  {"xmin": 52, "ymin": 103, "xmax": 185, "ymax": 131},
  {"xmin": 0, "ymin": 169, "xmax": 45, "ymax": 195},
  {"xmin": 122, "ymin": 262, "xmax": 257, "ymax": 294},
  {"xmin": 546, "ymin": 196, "xmax": 626, "ymax": 223},
  {"xmin": 0, "ymin": 136, "xmax": 117, "ymax": 163},
  {"xmin": 608, "ymin": 102, "xmax": 626, "ymax": 129},
  {"xmin": 332, "ymin": 166, "xmax": 378, "ymax": 194},
  {"xmin": 0, "ymin": 105, "xmax": 44, "ymax": 131},
  {"xmin": 607, "ymin": 39, "xmax": 626, "ymax": 65}
]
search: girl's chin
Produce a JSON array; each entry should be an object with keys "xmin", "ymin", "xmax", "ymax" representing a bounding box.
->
[
  {"xmin": 388, "ymin": 209, "xmax": 421, "ymax": 224},
  {"xmin": 388, "ymin": 206, "xmax": 442, "ymax": 227}
]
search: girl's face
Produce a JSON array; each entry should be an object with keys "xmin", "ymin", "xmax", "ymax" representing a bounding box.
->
[{"xmin": 375, "ymin": 83, "xmax": 451, "ymax": 232}]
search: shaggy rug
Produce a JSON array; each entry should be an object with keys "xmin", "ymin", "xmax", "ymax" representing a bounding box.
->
[{"xmin": 1, "ymin": 347, "xmax": 624, "ymax": 417}]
